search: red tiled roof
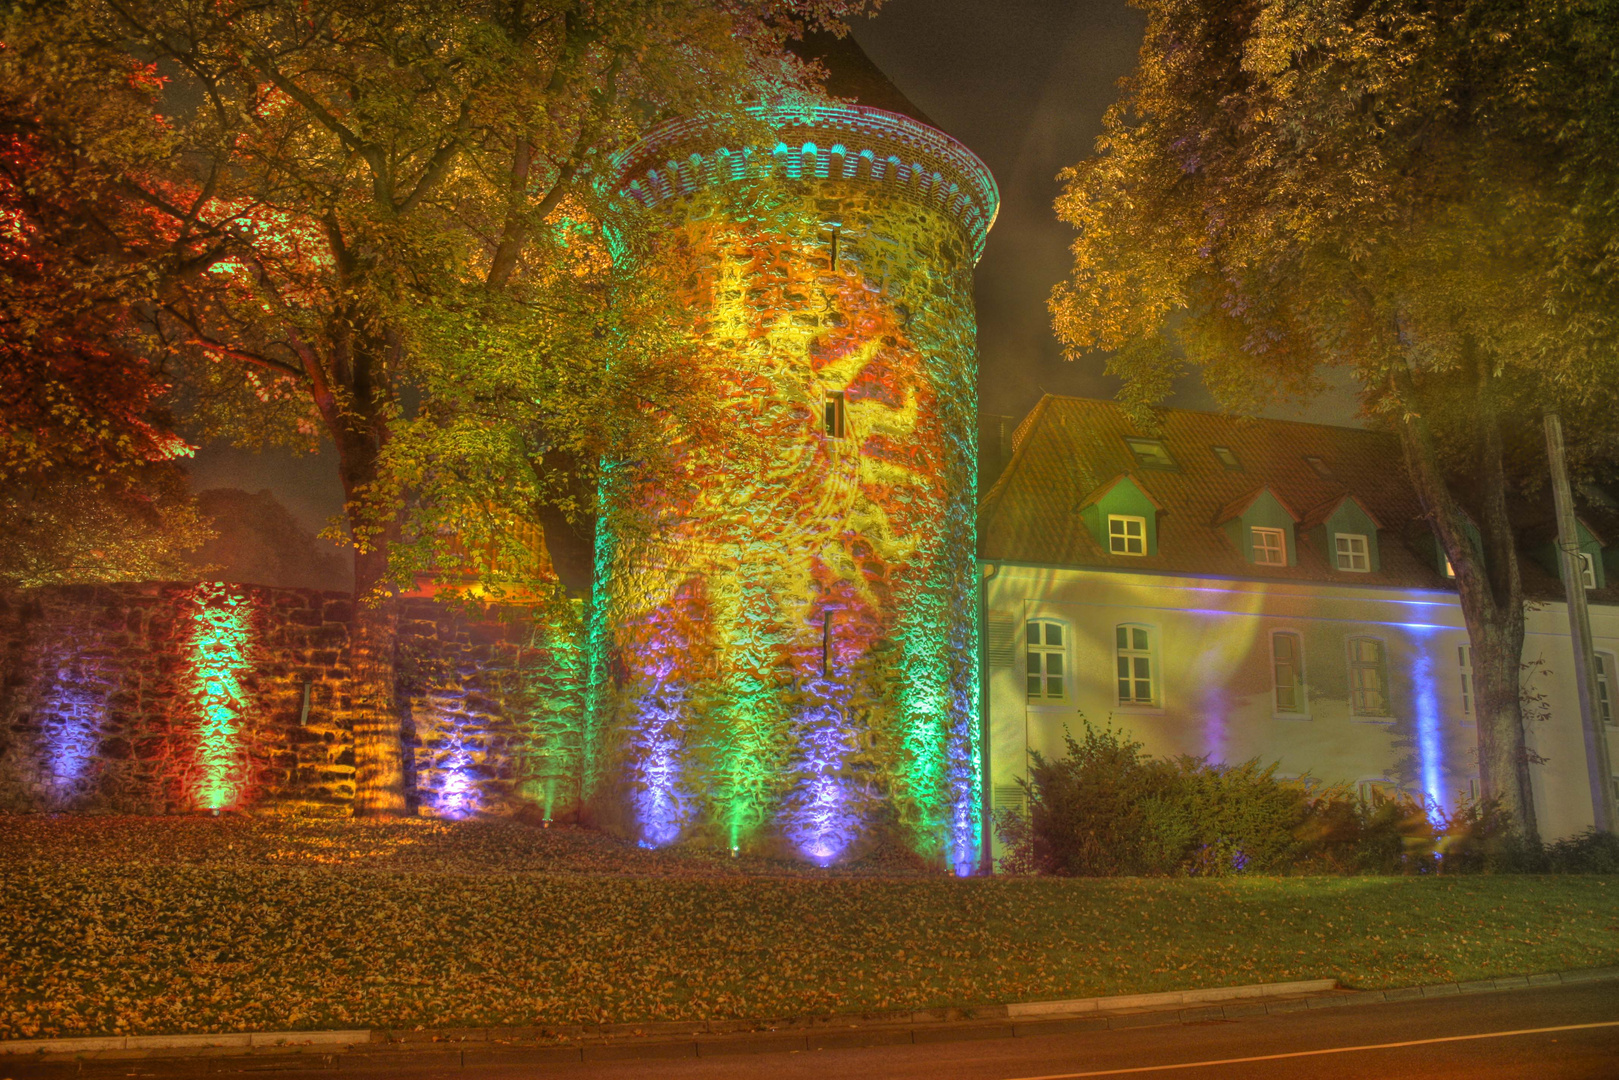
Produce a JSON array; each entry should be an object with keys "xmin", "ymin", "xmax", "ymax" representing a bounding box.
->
[
  {"xmin": 977, "ymin": 397, "xmax": 1438, "ymax": 587},
  {"xmin": 1214, "ymin": 486, "xmax": 1300, "ymax": 526},
  {"xmin": 978, "ymin": 396, "xmax": 1619, "ymax": 604}
]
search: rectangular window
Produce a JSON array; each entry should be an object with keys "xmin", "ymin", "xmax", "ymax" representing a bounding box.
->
[
  {"xmin": 1469, "ymin": 777, "xmax": 1482, "ymax": 803},
  {"xmin": 1108, "ymin": 515, "xmax": 1147, "ymax": 555},
  {"xmin": 1458, "ymin": 644, "xmax": 1473, "ymax": 719},
  {"xmin": 1125, "ymin": 437, "xmax": 1176, "ymax": 470},
  {"xmin": 1272, "ymin": 631, "xmax": 1305, "ymax": 714},
  {"xmin": 1026, "ymin": 620, "xmax": 1065, "ymax": 701},
  {"xmin": 1348, "ymin": 637, "xmax": 1390, "ymax": 716},
  {"xmin": 1116, "ymin": 624, "xmax": 1156, "ymax": 705},
  {"xmin": 821, "ymin": 610, "xmax": 833, "ymax": 678},
  {"xmin": 1578, "ymin": 552, "xmax": 1597, "ymax": 589},
  {"xmin": 823, "ymin": 391, "xmax": 846, "ymax": 438},
  {"xmin": 1334, "ymin": 533, "xmax": 1370, "ymax": 572},
  {"xmin": 1597, "ymin": 653, "xmax": 1614, "ymax": 726},
  {"xmin": 1212, "ymin": 445, "xmax": 1243, "ymax": 471},
  {"xmin": 1252, "ymin": 527, "xmax": 1287, "ymax": 566}
]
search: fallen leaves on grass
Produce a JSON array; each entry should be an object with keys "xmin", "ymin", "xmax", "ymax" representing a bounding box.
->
[{"xmin": 1, "ymin": 816, "xmax": 1616, "ymax": 1041}]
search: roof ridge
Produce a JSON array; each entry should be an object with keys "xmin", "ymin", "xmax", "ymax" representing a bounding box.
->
[{"xmin": 1044, "ymin": 394, "xmax": 1382, "ymax": 440}]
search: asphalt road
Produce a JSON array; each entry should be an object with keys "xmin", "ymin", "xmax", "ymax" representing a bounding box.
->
[{"xmin": 10, "ymin": 980, "xmax": 1619, "ymax": 1079}]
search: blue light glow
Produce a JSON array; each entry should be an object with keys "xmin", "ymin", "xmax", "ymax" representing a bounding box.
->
[{"xmin": 39, "ymin": 666, "xmax": 102, "ymax": 801}]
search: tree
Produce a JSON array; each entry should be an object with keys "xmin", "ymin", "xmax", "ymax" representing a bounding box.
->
[
  {"xmin": 0, "ymin": 41, "xmax": 209, "ymax": 587},
  {"xmin": 1049, "ymin": 0, "xmax": 1619, "ymax": 837},
  {"xmin": 2, "ymin": 0, "xmax": 872, "ymax": 814}
]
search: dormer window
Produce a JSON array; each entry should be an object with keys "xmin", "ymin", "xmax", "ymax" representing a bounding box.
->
[
  {"xmin": 1125, "ymin": 437, "xmax": 1176, "ymax": 470},
  {"xmin": 1252, "ymin": 527, "xmax": 1287, "ymax": 566},
  {"xmin": 1304, "ymin": 455, "xmax": 1335, "ymax": 478},
  {"xmin": 1212, "ymin": 445, "xmax": 1243, "ymax": 471},
  {"xmin": 1335, "ymin": 533, "xmax": 1371, "ymax": 572},
  {"xmin": 1109, "ymin": 515, "xmax": 1147, "ymax": 555},
  {"xmin": 1079, "ymin": 474, "xmax": 1161, "ymax": 556},
  {"xmin": 823, "ymin": 391, "xmax": 846, "ymax": 438}
]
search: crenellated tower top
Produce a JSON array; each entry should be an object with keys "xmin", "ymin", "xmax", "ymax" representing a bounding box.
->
[{"xmin": 608, "ymin": 104, "xmax": 999, "ymax": 265}]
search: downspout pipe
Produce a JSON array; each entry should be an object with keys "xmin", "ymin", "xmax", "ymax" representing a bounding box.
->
[{"xmin": 978, "ymin": 559, "xmax": 1002, "ymax": 874}]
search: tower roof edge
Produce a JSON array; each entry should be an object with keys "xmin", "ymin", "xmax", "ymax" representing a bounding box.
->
[{"xmin": 608, "ymin": 104, "xmax": 999, "ymax": 264}]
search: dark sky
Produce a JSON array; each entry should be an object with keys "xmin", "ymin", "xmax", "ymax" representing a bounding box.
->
[
  {"xmin": 189, "ymin": 0, "xmax": 1355, "ymax": 533},
  {"xmin": 850, "ymin": 0, "xmax": 1147, "ymax": 424}
]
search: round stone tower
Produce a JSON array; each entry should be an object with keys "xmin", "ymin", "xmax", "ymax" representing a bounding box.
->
[{"xmin": 591, "ymin": 101, "xmax": 997, "ymax": 871}]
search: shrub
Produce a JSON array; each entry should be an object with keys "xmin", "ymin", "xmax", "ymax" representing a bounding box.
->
[
  {"xmin": 996, "ymin": 723, "xmax": 1316, "ymax": 876},
  {"xmin": 995, "ymin": 720, "xmax": 1611, "ymax": 876}
]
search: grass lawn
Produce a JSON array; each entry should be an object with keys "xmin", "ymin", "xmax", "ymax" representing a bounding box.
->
[{"xmin": 2, "ymin": 816, "xmax": 1617, "ymax": 1040}]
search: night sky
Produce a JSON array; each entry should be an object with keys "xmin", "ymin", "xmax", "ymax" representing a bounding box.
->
[{"xmin": 189, "ymin": 0, "xmax": 1355, "ymax": 536}]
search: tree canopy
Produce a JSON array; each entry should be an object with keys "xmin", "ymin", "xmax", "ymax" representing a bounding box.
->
[
  {"xmin": 2, "ymin": 0, "xmax": 874, "ymax": 811},
  {"xmin": 1049, "ymin": 0, "xmax": 1619, "ymax": 835}
]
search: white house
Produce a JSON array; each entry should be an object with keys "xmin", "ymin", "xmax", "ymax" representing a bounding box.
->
[{"xmin": 978, "ymin": 396, "xmax": 1618, "ymax": 848}]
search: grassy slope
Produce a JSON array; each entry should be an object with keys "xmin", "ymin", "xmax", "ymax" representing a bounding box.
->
[{"xmin": 2, "ymin": 817, "xmax": 1617, "ymax": 1040}]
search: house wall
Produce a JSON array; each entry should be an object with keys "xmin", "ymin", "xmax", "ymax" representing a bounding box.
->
[{"xmin": 983, "ymin": 562, "xmax": 1618, "ymax": 848}]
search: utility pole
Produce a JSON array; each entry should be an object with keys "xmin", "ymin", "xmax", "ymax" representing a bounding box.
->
[{"xmin": 1544, "ymin": 411, "xmax": 1617, "ymax": 832}]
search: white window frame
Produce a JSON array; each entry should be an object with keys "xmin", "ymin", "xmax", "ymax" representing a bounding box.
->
[
  {"xmin": 1335, "ymin": 533, "xmax": 1371, "ymax": 572},
  {"xmin": 1026, "ymin": 619, "xmax": 1067, "ymax": 702},
  {"xmin": 1108, "ymin": 515, "xmax": 1148, "ymax": 556},
  {"xmin": 1458, "ymin": 644, "xmax": 1474, "ymax": 722},
  {"xmin": 1347, "ymin": 636, "xmax": 1391, "ymax": 717},
  {"xmin": 1115, "ymin": 623, "xmax": 1157, "ymax": 706},
  {"xmin": 1596, "ymin": 652, "xmax": 1614, "ymax": 727},
  {"xmin": 1271, "ymin": 630, "xmax": 1306, "ymax": 715},
  {"xmin": 1252, "ymin": 527, "xmax": 1287, "ymax": 566},
  {"xmin": 1578, "ymin": 551, "xmax": 1597, "ymax": 589}
]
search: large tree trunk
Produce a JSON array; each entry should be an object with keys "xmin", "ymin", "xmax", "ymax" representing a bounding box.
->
[
  {"xmin": 326, "ymin": 340, "xmax": 408, "ymax": 818},
  {"xmin": 1390, "ymin": 354, "xmax": 1538, "ymax": 840}
]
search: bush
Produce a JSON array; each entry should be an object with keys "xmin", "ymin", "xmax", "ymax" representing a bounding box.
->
[
  {"xmin": 995, "ymin": 721, "xmax": 1612, "ymax": 876},
  {"xmin": 996, "ymin": 724, "xmax": 1317, "ymax": 876}
]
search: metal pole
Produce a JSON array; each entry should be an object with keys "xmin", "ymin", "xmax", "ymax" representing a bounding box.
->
[{"xmin": 1543, "ymin": 411, "xmax": 1616, "ymax": 832}]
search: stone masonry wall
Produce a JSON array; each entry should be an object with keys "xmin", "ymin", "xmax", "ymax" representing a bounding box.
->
[{"xmin": 0, "ymin": 583, "xmax": 583, "ymax": 816}]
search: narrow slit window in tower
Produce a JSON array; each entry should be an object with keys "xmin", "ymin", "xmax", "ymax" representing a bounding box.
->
[
  {"xmin": 822, "ymin": 610, "xmax": 834, "ymax": 677},
  {"xmin": 824, "ymin": 391, "xmax": 846, "ymax": 438},
  {"xmin": 829, "ymin": 226, "xmax": 840, "ymax": 270}
]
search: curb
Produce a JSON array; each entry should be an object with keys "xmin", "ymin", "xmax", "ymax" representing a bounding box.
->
[
  {"xmin": 2, "ymin": 965, "xmax": 1615, "ymax": 1067},
  {"xmin": 0, "ymin": 1028, "xmax": 369, "ymax": 1055},
  {"xmin": 1007, "ymin": 977, "xmax": 1337, "ymax": 1018}
]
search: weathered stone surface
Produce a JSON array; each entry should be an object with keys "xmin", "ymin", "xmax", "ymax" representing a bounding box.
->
[{"xmin": 0, "ymin": 584, "xmax": 583, "ymax": 817}]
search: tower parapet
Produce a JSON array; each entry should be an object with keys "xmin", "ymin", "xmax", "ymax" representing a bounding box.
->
[
  {"xmin": 590, "ymin": 102, "xmax": 997, "ymax": 871},
  {"xmin": 610, "ymin": 104, "xmax": 997, "ymax": 262}
]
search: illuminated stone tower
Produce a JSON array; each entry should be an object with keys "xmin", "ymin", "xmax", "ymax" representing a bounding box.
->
[{"xmin": 592, "ymin": 100, "xmax": 997, "ymax": 870}]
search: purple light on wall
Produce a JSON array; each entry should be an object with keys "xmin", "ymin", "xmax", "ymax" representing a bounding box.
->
[
  {"xmin": 1403, "ymin": 625, "xmax": 1447, "ymax": 810},
  {"xmin": 786, "ymin": 703, "xmax": 860, "ymax": 866},
  {"xmin": 39, "ymin": 668, "xmax": 103, "ymax": 801},
  {"xmin": 435, "ymin": 739, "xmax": 479, "ymax": 820},
  {"xmin": 631, "ymin": 688, "xmax": 689, "ymax": 847},
  {"xmin": 946, "ymin": 685, "xmax": 981, "ymax": 876}
]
